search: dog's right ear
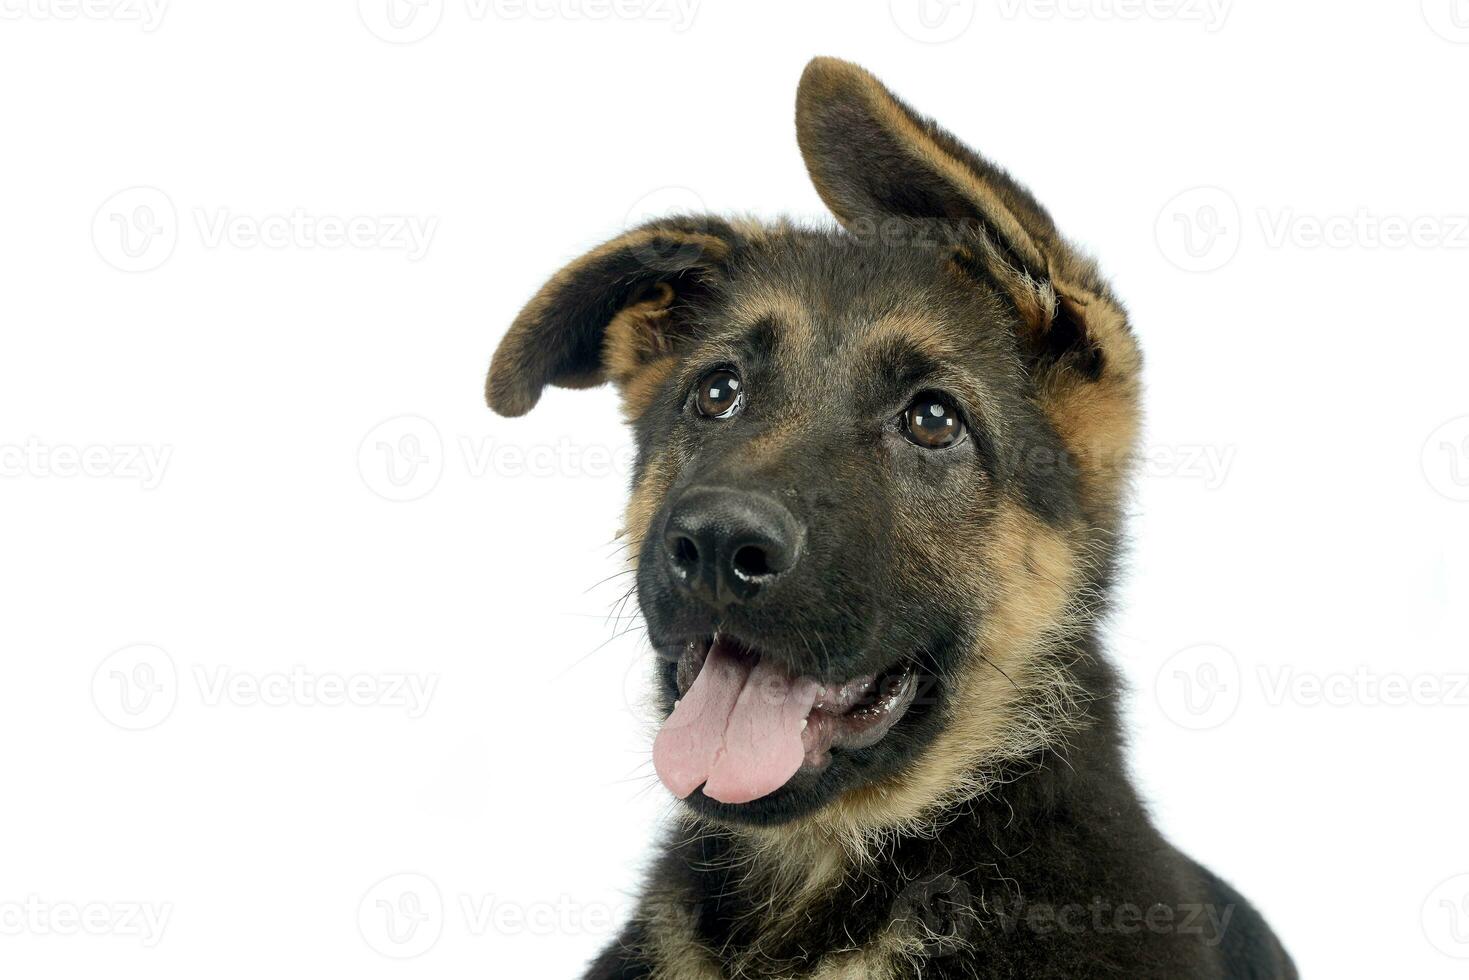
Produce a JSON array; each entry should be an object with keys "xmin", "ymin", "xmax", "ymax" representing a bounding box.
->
[
  {"xmin": 794, "ymin": 57, "xmax": 1134, "ymax": 380},
  {"xmin": 486, "ymin": 217, "xmax": 738, "ymax": 417}
]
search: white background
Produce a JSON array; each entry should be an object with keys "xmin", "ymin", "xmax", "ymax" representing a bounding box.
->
[{"xmin": 2, "ymin": 1, "xmax": 1467, "ymax": 977}]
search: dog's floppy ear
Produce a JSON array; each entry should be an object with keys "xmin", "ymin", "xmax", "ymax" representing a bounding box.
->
[
  {"xmin": 486, "ymin": 217, "xmax": 737, "ymax": 417},
  {"xmin": 795, "ymin": 57, "xmax": 1133, "ymax": 383}
]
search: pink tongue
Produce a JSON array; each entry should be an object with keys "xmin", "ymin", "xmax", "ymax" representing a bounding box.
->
[{"xmin": 653, "ymin": 642, "xmax": 820, "ymax": 804}]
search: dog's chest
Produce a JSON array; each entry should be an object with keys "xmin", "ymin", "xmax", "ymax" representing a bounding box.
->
[{"xmin": 644, "ymin": 894, "xmax": 910, "ymax": 980}]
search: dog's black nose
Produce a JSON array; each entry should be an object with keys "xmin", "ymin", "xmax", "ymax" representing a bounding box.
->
[{"xmin": 663, "ymin": 487, "xmax": 803, "ymax": 606}]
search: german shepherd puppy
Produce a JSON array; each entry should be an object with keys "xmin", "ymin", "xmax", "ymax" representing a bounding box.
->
[{"xmin": 487, "ymin": 57, "xmax": 1295, "ymax": 980}]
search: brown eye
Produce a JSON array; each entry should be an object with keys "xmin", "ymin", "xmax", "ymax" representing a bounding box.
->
[
  {"xmin": 695, "ymin": 369, "xmax": 744, "ymax": 419},
  {"xmin": 903, "ymin": 397, "xmax": 964, "ymax": 449}
]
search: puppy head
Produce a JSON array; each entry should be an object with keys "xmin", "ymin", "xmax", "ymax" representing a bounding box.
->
[{"xmin": 488, "ymin": 58, "xmax": 1141, "ymax": 836}]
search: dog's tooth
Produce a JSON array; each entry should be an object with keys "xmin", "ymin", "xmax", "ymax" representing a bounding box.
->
[{"xmin": 800, "ymin": 719, "xmax": 808, "ymax": 731}]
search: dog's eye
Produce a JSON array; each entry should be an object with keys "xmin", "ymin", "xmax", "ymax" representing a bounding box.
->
[
  {"xmin": 903, "ymin": 396, "xmax": 964, "ymax": 449},
  {"xmin": 695, "ymin": 368, "xmax": 744, "ymax": 419}
]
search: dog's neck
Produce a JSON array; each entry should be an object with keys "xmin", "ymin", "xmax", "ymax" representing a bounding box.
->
[{"xmin": 649, "ymin": 632, "xmax": 1132, "ymax": 975}]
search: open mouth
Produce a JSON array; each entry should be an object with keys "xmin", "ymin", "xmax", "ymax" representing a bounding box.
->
[{"xmin": 653, "ymin": 633, "xmax": 919, "ymax": 805}]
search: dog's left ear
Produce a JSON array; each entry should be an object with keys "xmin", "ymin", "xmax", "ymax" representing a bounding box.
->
[
  {"xmin": 795, "ymin": 57, "xmax": 1135, "ymax": 384},
  {"xmin": 487, "ymin": 217, "xmax": 737, "ymax": 417}
]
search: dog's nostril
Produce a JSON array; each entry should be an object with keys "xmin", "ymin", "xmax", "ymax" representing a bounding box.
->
[
  {"xmin": 670, "ymin": 535, "xmax": 700, "ymax": 570},
  {"xmin": 731, "ymin": 544, "xmax": 772, "ymax": 580}
]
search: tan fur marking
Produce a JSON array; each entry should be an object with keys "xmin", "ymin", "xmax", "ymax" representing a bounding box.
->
[
  {"xmin": 618, "ymin": 356, "xmax": 678, "ymax": 421},
  {"xmin": 726, "ymin": 285, "xmax": 816, "ymax": 353},
  {"xmin": 738, "ymin": 416, "xmax": 809, "ymax": 470},
  {"xmin": 839, "ymin": 506, "xmax": 1078, "ymax": 828},
  {"xmin": 603, "ymin": 282, "xmax": 682, "ymax": 420},
  {"xmin": 726, "ymin": 213, "xmax": 782, "ymax": 241},
  {"xmin": 809, "ymin": 946, "xmax": 903, "ymax": 980},
  {"xmin": 951, "ymin": 238, "xmax": 1057, "ymax": 335},
  {"xmin": 641, "ymin": 897, "xmax": 724, "ymax": 980},
  {"xmin": 863, "ymin": 309, "xmax": 961, "ymax": 361},
  {"xmin": 858, "ymin": 310, "xmax": 1016, "ymax": 431},
  {"xmin": 1038, "ymin": 280, "xmax": 1143, "ymax": 523},
  {"xmin": 603, "ymin": 282, "xmax": 676, "ymax": 379},
  {"xmin": 621, "ymin": 455, "xmax": 675, "ymax": 562}
]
